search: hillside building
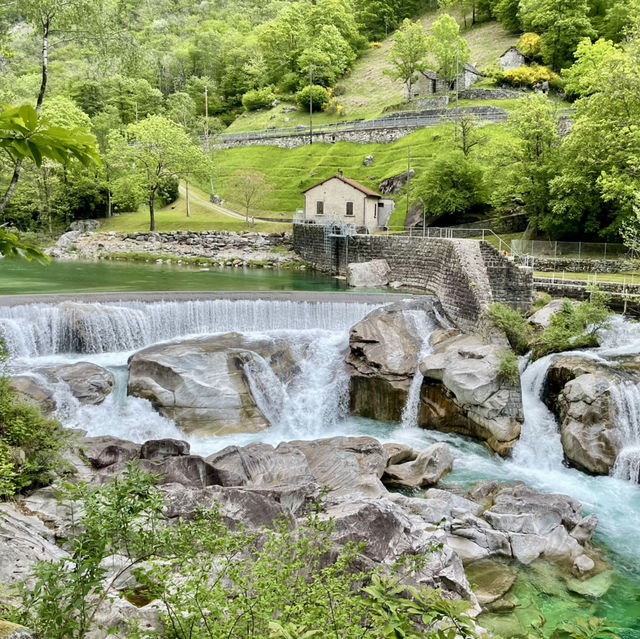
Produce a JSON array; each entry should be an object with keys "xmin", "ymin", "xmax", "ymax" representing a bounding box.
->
[
  {"xmin": 302, "ymin": 172, "xmax": 395, "ymax": 232},
  {"xmin": 404, "ymin": 64, "xmax": 483, "ymax": 100},
  {"xmin": 499, "ymin": 47, "xmax": 526, "ymax": 72}
]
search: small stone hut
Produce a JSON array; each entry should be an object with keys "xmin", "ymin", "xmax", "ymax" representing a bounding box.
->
[
  {"xmin": 302, "ymin": 172, "xmax": 395, "ymax": 232},
  {"xmin": 499, "ymin": 47, "xmax": 526, "ymax": 72},
  {"xmin": 404, "ymin": 65, "xmax": 484, "ymax": 100}
]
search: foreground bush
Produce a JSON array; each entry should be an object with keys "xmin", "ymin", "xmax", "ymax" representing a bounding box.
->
[
  {"xmin": 296, "ymin": 85, "xmax": 330, "ymax": 112},
  {"xmin": 7, "ymin": 464, "xmax": 479, "ymax": 639},
  {"xmin": 497, "ymin": 64, "xmax": 562, "ymax": 90},
  {"xmin": 0, "ymin": 344, "xmax": 68, "ymax": 499},
  {"xmin": 242, "ymin": 87, "xmax": 276, "ymax": 112}
]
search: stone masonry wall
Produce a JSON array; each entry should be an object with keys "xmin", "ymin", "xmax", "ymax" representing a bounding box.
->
[{"xmin": 293, "ymin": 224, "xmax": 533, "ymax": 328}]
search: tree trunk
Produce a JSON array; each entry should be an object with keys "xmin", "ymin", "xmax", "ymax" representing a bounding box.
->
[
  {"xmin": 37, "ymin": 19, "xmax": 50, "ymax": 113},
  {"xmin": 245, "ymin": 204, "xmax": 249, "ymax": 224},
  {"xmin": 186, "ymin": 180, "xmax": 191, "ymax": 218},
  {"xmin": 149, "ymin": 191, "xmax": 156, "ymax": 231},
  {"xmin": 0, "ymin": 161, "xmax": 23, "ymax": 221},
  {"xmin": 0, "ymin": 19, "xmax": 50, "ymax": 218}
]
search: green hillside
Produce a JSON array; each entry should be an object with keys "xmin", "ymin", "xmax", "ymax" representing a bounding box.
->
[{"xmin": 213, "ymin": 122, "xmax": 514, "ymax": 227}]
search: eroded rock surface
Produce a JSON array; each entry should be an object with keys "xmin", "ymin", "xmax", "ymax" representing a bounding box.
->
[
  {"xmin": 346, "ymin": 259, "xmax": 391, "ymax": 288},
  {"xmin": 419, "ymin": 333, "xmax": 523, "ymax": 455},
  {"xmin": 347, "ymin": 298, "xmax": 445, "ymax": 421},
  {"xmin": 128, "ymin": 332, "xmax": 300, "ymax": 435}
]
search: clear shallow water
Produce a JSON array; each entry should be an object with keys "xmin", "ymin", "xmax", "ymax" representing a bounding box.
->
[
  {"xmin": 0, "ymin": 259, "xmax": 348, "ymax": 295},
  {"xmin": 3, "ymin": 297, "xmax": 640, "ymax": 635}
]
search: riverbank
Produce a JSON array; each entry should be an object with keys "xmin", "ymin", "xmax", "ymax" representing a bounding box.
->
[{"xmin": 46, "ymin": 229, "xmax": 304, "ymax": 269}]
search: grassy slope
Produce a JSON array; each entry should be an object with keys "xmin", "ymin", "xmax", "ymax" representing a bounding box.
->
[
  {"xmin": 226, "ymin": 12, "xmax": 519, "ymax": 134},
  {"xmin": 99, "ymin": 188, "xmax": 291, "ymax": 234},
  {"xmin": 213, "ymin": 122, "xmax": 514, "ymax": 226}
]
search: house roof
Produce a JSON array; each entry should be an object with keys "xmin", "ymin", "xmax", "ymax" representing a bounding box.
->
[
  {"xmin": 464, "ymin": 63, "xmax": 483, "ymax": 76},
  {"xmin": 303, "ymin": 175, "xmax": 381, "ymax": 198},
  {"xmin": 418, "ymin": 69, "xmax": 440, "ymax": 80},
  {"xmin": 500, "ymin": 46, "xmax": 523, "ymax": 57}
]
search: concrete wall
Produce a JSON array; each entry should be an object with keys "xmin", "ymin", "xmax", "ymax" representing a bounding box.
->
[
  {"xmin": 293, "ymin": 224, "xmax": 533, "ymax": 328},
  {"xmin": 304, "ymin": 178, "xmax": 380, "ymax": 231}
]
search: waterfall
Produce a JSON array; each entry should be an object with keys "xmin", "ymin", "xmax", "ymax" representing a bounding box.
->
[
  {"xmin": 400, "ymin": 310, "xmax": 437, "ymax": 429},
  {"xmin": 611, "ymin": 382, "xmax": 640, "ymax": 483},
  {"xmin": 0, "ymin": 299, "xmax": 377, "ymax": 357},
  {"xmin": 511, "ymin": 354, "xmax": 565, "ymax": 469}
]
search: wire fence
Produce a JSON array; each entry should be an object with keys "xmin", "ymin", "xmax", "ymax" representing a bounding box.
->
[
  {"xmin": 511, "ymin": 239, "xmax": 629, "ymax": 261},
  {"xmin": 218, "ymin": 109, "xmax": 508, "ymax": 142}
]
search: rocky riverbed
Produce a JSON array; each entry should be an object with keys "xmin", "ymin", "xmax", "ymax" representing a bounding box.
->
[
  {"xmin": 0, "ymin": 433, "xmax": 607, "ymax": 638},
  {"xmin": 46, "ymin": 229, "xmax": 303, "ymax": 268}
]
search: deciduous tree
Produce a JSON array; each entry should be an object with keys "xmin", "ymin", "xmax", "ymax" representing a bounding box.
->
[
  {"xmin": 385, "ymin": 19, "xmax": 431, "ymax": 97},
  {"xmin": 228, "ymin": 169, "xmax": 273, "ymax": 224}
]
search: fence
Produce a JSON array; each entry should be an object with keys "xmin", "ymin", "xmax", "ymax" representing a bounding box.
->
[
  {"xmin": 511, "ymin": 239, "xmax": 628, "ymax": 260},
  {"xmin": 217, "ymin": 109, "xmax": 508, "ymax": 142}
]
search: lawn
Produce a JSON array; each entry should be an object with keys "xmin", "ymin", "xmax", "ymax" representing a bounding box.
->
[
  {"xmin": 213, "ymin": 122, "xmax": 515, "ymax": 226},
  {"xmin": 98, "ymin": 195, "xmax": 291, "ymax": 234}
]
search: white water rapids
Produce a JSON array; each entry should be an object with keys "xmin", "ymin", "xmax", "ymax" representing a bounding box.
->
[{"xmin": 2, "ymin": 299, "xmax": 640, "ymax": 568}]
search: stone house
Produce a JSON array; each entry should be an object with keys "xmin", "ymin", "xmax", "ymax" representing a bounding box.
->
[
  {"xmin": 404, "ymin": 64, "xmax": 483, "ymax": 100},
  {"xmin": 302, "ymin": 172, "xmax": 395, "ymax": 232},
  {"xmin": 499, "ymin": 47, "xmax": 526, "ymax": 72}
]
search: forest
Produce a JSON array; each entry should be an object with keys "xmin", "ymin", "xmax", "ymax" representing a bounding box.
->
[{"xmin": 0, "ymin": 0, "xmax": 639, "ymax": 240}]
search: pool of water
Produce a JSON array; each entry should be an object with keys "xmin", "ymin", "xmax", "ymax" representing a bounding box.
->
[{"xmin": 0, "ymin": 259, "xmax": 347, "ymax": 295}]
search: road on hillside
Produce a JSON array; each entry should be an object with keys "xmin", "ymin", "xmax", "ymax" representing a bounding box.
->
[{"xmin": 179, "ymin": 183, "xmax": 289, "ymax": 224}]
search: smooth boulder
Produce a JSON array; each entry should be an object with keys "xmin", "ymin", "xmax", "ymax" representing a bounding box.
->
[
  {"xmin": 128, "ymin": 332, "xmax": 299, "ymax": 435},
  {"xmin": 383, "ymin": 443, "xmax": 453, "ymax": 488},
  {"xmin": 419, "ymin": 333, "xmax": 523, "ymax": 455},
  {"xmin": 346, "ymin": 259, "xmax": 391, "ymax": 288}
]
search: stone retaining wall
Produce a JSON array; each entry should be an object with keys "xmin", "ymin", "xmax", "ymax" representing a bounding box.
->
[
  {"xmin": 293, "ymin": 224, "xmax": 533, "ymax": 328},
  {"xmin": 533, "ymin": 257, "xmax": 640, "ymax": 273}
]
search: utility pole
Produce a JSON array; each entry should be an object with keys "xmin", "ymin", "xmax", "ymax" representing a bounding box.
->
[
  {"xmin": 205, "ymin": 85, "xmax": 215, "ymax": 200},
  {"xmin": 405, "ymin": 148, "xmax": 412, "ymax": 221},
  {"xmin": 135, "ymin": 101, "xmax": 139, "ymax": 124},
  {"xmin": 309, "ymin": 65, "xmax": 314, "ymax": 146}
]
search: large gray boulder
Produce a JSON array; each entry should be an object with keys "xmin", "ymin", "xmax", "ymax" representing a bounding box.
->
[
  {"xmin": 544, "ymin": 356, "xmax": 624, "ymax": 475},
  {"xmin": 0, "ymin": 502, "xmax": 69, "ymax": 587},
  {"xmin": 383, "ymin": 442, "xmax": 453, "ymax": 488},
  {"xmin": 419, "ymin": 333, "xmax": 523, "ymax": 455},
  {"xmin": 128, "ymin": 332, "xmax": 299, "ymax": 435},
  {"xmin": 346, "ymin": 259, "xmax": 391, "ymax": 288},
  {"xmin": 347, "ymin": 298, "xmax": 445, "ymax": 421},
  {"xmin": 10, "ymin": 362, "xmax": 115, "ymax": 414}
]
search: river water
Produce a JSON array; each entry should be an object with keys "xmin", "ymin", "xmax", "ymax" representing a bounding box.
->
[{"xmin": 1, "ymin": 295, "xmax": 639, "ymax": 635}]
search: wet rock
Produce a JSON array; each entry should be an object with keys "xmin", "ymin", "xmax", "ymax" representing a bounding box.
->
[
  {"xmin": 419, "ymin": 333, "xmax": 523, "ymax": 455},
  {"xmin": 128, "ymin": 332, "xmax": 300, "ymax": 436},
  {"xmin": 573, "ymin": 554, "xmax": 595, "ymax": 575},
  {"xmin": 529, "ymin": 299, "xmax": 578, "ymax": 329},
  {"xmin": 465, "ymin": 560, "xmax": 516, "ymax": 607},
  {"xmin": 545, "ymin": 357, "xmax": 622, "ymax": 475},
  {"xmin": 140, "ymin": 438, "xmax": 190, "ymax": 460},
  {"xmin": 570, "ymin": 514, "xmax": 599, "ymax": 544},
  {"xmin": 383, "ymin": 443, "xmax": 453, "ymax": 488},
  {"xmin": 383, "ymin": 442, "xmax": 416, "ymax": 465},
  {"xmin": 347, "ymin": 298, "xmax": 444, "ymax": 421},
  {"xmin": 82, "ymin": 436, "xmax": 142, "ymax": 469},
  {"xmin": 290, "ymin": 436, "xmax": 388, "ymax": 498},
  {"xmin": 346, "ymin": 259, "xmax": 391, "ymax": 288},
  {"xmin": 10, "ymin": 362, "xmax": 115, "ymax": 413}
]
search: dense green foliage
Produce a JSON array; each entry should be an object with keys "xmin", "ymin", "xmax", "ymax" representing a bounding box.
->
[
  {"xmin": 0, "ymin": 346, "xmax": 68, "ymax": 499},
  {"xmin": 485, "ymin": 289, "xmax": 613, "ymax": 360},
  {"xmin": 7, "ymin": 464, "xmax": 479, "ymax": 639}
]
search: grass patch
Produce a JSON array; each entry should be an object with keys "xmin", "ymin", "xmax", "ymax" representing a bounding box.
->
[
  {"xmin": 213, "ymin": 122, "xmax": 516, "ymax": 226},
  {"xmin": 98, "ymin": 194, "xmax": 292, "ymax": 234}
]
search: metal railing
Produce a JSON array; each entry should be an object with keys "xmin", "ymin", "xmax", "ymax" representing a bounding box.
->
[
  {"xmin": 512, "ymin": 239, "xmax": 628, "ymax": 261},
  {"xmin": 218, "ymin": 109, "xmax": 508, "ymax": 142}
]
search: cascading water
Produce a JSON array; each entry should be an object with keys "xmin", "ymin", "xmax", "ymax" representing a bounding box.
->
[
  {"xmin": 400, "ymin": 310, "xmax": 437, "ymax": 429},
  {"xmin": 510, "ymin": 354, "xmax": 565, "ymax": 469},
  {"xmin": 0, "ymin": 299, "xmax": 376, "ymax": 358},
  {"xmin": 611, "ymin": 382, "xmax": 640, "ymax": 483}
]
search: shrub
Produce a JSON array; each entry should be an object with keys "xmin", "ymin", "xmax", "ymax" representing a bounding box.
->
[
  {"xmin": 278, "ymin": 73, "xmax": 300, "ymax": 94},
  {"xmin": 296, "ymin": 85, "xmax": 330, "ymax": 112},
  {"xmin": 484, "ymin": 303, "xmax": 533, "ymax": 355},
  {"xmin": 242, "ymin": 86, "xmax": 276, "ymax": 112},
  {"xmin": 499, "ymin": 350, "xmax": 521, "ymax": 386},
  {"xmin": 518, "ymin": 33, "xmax": 543, "ymax": 60},
  {"xmin": 532, "ymin": 288, "xmax": 612, "ymax": 359},
  {"xmin": 532, "ymin": 291, "xmax": 552, "ymax": 312},
  {"xmin": 500, "ymin": 64, "xmax": 563, "ymax": 90},
  {"xmin": 10, "ymin": 464, "xmax": 480, "ymax": 639}
]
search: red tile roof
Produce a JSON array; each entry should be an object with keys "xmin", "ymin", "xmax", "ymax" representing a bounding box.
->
[{"xmin": 303, "ymin": 175, "xmax": 382, "ymax": 198}]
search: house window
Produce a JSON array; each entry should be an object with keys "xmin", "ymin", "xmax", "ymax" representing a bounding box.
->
[
  {"xmin": 316, "ymin": 201, "xmax": 324, "ymax": 215},
  {"xmin": 346, "ymin": 201, "xmax": 354, "ymax": 216}
]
